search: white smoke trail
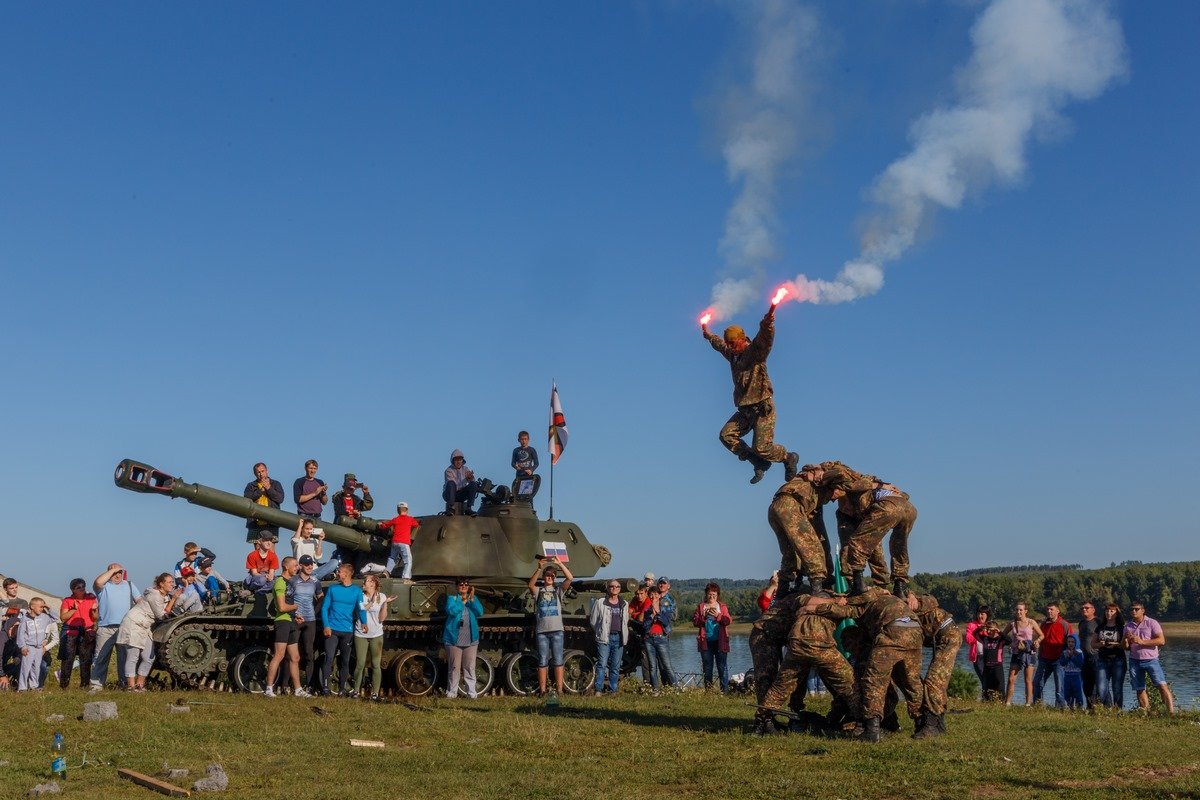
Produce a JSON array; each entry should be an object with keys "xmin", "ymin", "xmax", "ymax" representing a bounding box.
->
[
  {"xmin": 705, "ymin": 0, "xmax": 820, "ymax": 321},
  {"xmin": 788, "ymin": 0, "xmax": 1128, "ymax": 305}
]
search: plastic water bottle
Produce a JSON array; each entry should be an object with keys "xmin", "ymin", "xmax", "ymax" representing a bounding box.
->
[
  {"xmin": 51, "ymin": 732, "xmax": 66, "ymax": 780},
  {"xmin": 546, "ymin": 689, "xmax": 559, "ymax": 709}
]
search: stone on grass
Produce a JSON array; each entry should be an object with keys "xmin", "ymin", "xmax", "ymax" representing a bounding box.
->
[
  {"xmin": 193, "ymin": 764, "xmax": 228, "ymax": 792},
  {"xmin": 168, "ymin": 704, "xmax": 191, "ymax": 713},
  {"xmin": 82, "ymin": 701, "xmax": 118, "ymax": 722},
  {"xmin": 44, "ymin": 714, "xmax": 64, "ymax": 723},
  {"xmin": 28, "ymin": 782, "xmax": 61, "ymax": 796}
]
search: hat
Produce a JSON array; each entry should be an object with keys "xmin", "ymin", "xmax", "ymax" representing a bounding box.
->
[
  {"xmin": 723, "ymin": 324, "xmax": 746, "ymax": 343},
  {"xmin": 643, "ymin": 572, "xmax": 655, "ymax": 581},
  {"xmin": 657, "ymin": 576, "xmax": 670, "ymax": 584},
  {"xmin": 179, "ymin": 567, "xmax": 195, "ymax": 578},
  {"xmin": 197, "ymin": 557, "xmax": 215, "ymax": 571},
  {"xmin": 298, "ymin": 555, "xmax": 316, "ymax": 566},
  {"xmin": 450, "ymin": 449, "xmax": 465, "ymax": 462},
  {"xmin": 257, "ymin": 530, "xmax": 275, "ymax": 541},
  {"xmin": 344, "ymin": 472, "xmax": 357, "ymax": 483},
  {"xmin": 397, "ymin": 501, "xmax": 408, "ymax": 509}
]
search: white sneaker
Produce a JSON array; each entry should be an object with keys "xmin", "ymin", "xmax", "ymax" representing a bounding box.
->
[
  {"xmin": 88, "ymin": 684, "xmax": 103, "ymax": 694},
  {"xmin": 264, "ymin": 688, "xmax": 276, "ymax": 698},
  {"xmin": 294, "ymin": 689, "xmax": 312, "ymax": 699}
]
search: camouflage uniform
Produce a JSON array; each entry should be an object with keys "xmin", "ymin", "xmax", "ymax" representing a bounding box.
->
[
  {"xmin": 703, "ymin": 311, "xmax": 789, "ymax": 467},
  {"xmin": 748, "ymin": 592, "xmax": 804, "ymax": 709},
  {"xmin": 768, "ymin": 479, "xmax": 832, "ymax": 585},
  {"xmin": 832, "ymin": 473, "xmax": 917, "ymax": 585},
  {"xmin": 819, "ymin": 588, "xmax": 924, "ymax": 721},
  {"xmin": 914, "ymin": 594, "xmax": 961, "ymax": 716},
  {"xmin": 762, "ymin": 603, "xmax": 858, "ymax": 718}
]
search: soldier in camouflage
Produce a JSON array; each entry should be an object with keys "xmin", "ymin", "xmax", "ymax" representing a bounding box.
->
[
  {"xmin": 702, "ymin": 304, "xmax": 798, "ymax": 485},
  {"xmin": 748, "ymin": 591, "xmax": 805, "ymax": 734},
  {"xmin": 908, "ymin": 591, "xmax": 961, "ymax": 738},
  {"xmin": 768, "ymin": 469, "xmax": 844, "ymax": 596},
  {"xmin": 759, "ymin": 594, "xmax": 859, "ymax": 735},
  {"xmin": 802, "ymin": 462, "xmax": 916, "ymax": 596},
  {"xmin": 815, "ymin": 587, "xmax": 924, "ymax": 743}
]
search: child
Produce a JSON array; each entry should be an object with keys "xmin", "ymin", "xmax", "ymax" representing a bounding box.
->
[
  {"xmin": 1059, "ymin": 633, "xmax": 1086, "ymax": 708},
  {"xmin": 379, "ymin": 502, "xmax": 421, "ymax": 583},
  {"xmin": 16, "ymin": 598, "xmax": 58, "ymax": 691},
  {"xmin": 976, "ymin": 622, "xmax": 1007, "ymax": 702},
  {"xmin": 511, "ymin": 431, "xmax": 539, "ymax": 478}
]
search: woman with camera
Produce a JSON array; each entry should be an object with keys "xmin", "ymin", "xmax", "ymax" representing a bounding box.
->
[
  {"xmin": 443, "ymin": 577, "xmax": 484, "ymax": 698},
  {"xmin": 691, "ymin": 582, "xmax": 732, "ymax": 692}
]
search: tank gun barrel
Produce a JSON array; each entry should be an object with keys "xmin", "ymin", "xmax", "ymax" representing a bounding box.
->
[{"xmin": 114, "ymin": 458, "xmax": 383, "ymax": 556}]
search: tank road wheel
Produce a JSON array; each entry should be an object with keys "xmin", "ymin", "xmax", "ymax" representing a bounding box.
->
[
  {"xmin": 230, "ymin": 646, "xmax": 276, "ymax": 694},
  {"xmin": 163, "ymin": 627, "xmax": 218, "ymax": 682},
  {"xmin": 392, "ymin": 650, "xmax": 438, "ymax": 696},
  {"xmin": 502, "ymin": 652, "xmax": 540, "ymax": 696},
  {"xmin": 459, "ymin": 653, "xmax": 495, "ymax": 697},
  {"xmin": 561, "ymin": 649, "xmax": 595, "ymax": 695}
]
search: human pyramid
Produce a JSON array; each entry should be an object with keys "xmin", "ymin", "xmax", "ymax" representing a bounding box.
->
[{"xmin": 701, "ymin": 298, "xmax": 958, "ymax": 743}]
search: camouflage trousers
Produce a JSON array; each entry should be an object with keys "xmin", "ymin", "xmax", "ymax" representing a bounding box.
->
[
  {"xmin": 836, "ymin": 510, "xmax": 889, "ymax": 587},
  {"xmin": 840, "ymin": 496, "xmax": 918, "ymax": 582},
  {"xmin": 768, "ymin": 495, "xmax": 828, "ymax": 583},
  {"xmin": 720, "ymin": 397, "xmax": 788, "ymax": 464},
  {"xmin": 762, "ymin": 645, "xmax": 856, "ymax": 716},
  {"xmin": 860, "ymin": 625, "xmax": 924, "ymax": 720},
  {"xmin": 923, "ymin": 624, "xmax": 962, "ymax": 715},
  {"xmin": 749, "ymin": 630, "xmax": 792, "ymax": 709}
]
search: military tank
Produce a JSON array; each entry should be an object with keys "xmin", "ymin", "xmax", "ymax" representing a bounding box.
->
[{"xmin": 114, "ymin": 458, "xmax": 633, "ymax": 696}]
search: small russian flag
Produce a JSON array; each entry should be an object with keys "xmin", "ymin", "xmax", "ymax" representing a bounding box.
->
[{"xmin": 542, "ymin": 541, "xmax": 570, "ymax": 562}]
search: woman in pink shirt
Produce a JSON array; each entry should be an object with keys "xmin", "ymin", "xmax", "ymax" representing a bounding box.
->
[{"xmin": 1003, "ymin": 602, "xmax": 1043, "ymax": 706}]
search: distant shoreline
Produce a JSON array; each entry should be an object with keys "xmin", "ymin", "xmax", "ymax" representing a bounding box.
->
[{"xmin": 709, "ymin": 620, "xmax": 1200, "ymax": 637}]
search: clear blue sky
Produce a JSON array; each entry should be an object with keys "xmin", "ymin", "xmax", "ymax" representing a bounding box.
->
[{"xmin": 2, "ymin": 1, "xmax": 1197, "ymax": 594}]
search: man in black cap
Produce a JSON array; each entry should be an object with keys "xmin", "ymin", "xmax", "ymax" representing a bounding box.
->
[{"xmin": 331, "ymin": 473, "xmax": 373, "ymax": 521}]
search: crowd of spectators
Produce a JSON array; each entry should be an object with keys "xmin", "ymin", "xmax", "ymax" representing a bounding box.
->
[{"xmin": 964, "ymin": 598, "xmax": 1175, "ymax": 712}]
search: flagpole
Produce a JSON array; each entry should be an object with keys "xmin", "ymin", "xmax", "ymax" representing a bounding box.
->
[{"xmin": 549, "ymin": 379, "xmax": 555, "ymax": 521}]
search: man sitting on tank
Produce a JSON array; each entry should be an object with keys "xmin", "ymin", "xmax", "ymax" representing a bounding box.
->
[{"xmin": 443, "ymin": 450, "xmax": 480, "ymax": 516}]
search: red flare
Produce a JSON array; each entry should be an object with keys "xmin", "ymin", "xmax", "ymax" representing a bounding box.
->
[
  {"xmin": 699, "ymin": 310, "xmax": 713, "ymax": 326},
  {"xmin": 771, "ymin": 286, "xmax": 789, "ymax": 306}
]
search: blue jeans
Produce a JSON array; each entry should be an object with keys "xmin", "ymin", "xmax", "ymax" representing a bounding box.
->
[
  {"xmin": 1032, "ymin": 657, "xmax": 1064, "ymax": 706},
  {"xmin": 700, "ymin": 642, "xmax": 729, "ymax": 691},
  {"xmin": 1096, "ymin": 656, "xmax": 1126, "ymax": 708},
  {"xmin": 1129, "ymin": 657, "xmax": 1167, "ymax": 691},
  {"xmin": 443, "ymin": 481, "xmax": 479, "ymax": 513},
  {"xmin": 386, "ymin": 543, "xmax": 412, "ymax": 579},
  {"xmin": 536, "ymin": 630, "xmax": 564, "ymax": 668},
  {"xmin": 313, "ymin": 549, "xmax": 342, "ymax": 581},
  {"xmin": 594, "ymin": 633, "xmax": 623, "ymax": 692},
  {"xmin": 1063, "ymin": 673, "xmax": 1086, "ymax": 708},
  {"xmin": 643, "ymin": 634, "xmax": 675, "ymax": 689}
]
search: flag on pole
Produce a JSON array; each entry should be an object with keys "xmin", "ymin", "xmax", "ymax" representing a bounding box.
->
[{"xmin": 548, "ymin": 383, "xmax": 568, "ymax": 465}]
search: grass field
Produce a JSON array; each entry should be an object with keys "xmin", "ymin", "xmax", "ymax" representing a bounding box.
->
[{"xmin": 3, "ymin": 685, "xmax": 1198, "ymax": 800}]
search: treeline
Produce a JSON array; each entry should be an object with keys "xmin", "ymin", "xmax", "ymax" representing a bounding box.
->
[
  {"xmin": 671, "ymin": 562, "xmax": 1200, "ymax": 623},
  {"xmin": 912, "ymin": 561, "xmax": 1200, "ymax": 622}
]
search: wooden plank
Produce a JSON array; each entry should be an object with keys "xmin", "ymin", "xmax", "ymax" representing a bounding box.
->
[
  {"xmin": 117, "ymin": 768, "xmax": 191, "ymax": 797},
  {"xmin": 349, "ymin": 739, "xmax": 386, "ymax": 748}
]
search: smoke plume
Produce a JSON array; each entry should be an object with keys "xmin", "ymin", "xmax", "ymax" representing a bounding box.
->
[
  {"xmin": 705, "ymin": 0, "xmax": 820, "ymax": 321},
  {"xmin": 786, "ymin": 0, "xmax": 1127, "ymax": 305}
]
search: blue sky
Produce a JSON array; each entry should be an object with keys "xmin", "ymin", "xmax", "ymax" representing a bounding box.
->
[{"xmin": 2, "ymin": 1, "xmax": 1197, "ymax": 594}]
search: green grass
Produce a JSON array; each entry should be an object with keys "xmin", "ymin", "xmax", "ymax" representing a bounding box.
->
[{"xmin": 3, "ymin": 687, "xmax": 1198, "ymax": 800}]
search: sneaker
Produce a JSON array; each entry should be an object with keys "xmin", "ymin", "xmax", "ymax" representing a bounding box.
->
[
  {"xmin": 370, "ymin": 694, "xmax": 381, "ymax": 702},
  {"xmin": 88, "ymin": 684, "xmax": 103, "ymax": 694},
  {"xmin": 294, "ymin": 689, "xmax": 312, "ymax": 699},
  {"xmin": 264, "ymin": 688, "xmax": 276, "ymax": 698}
]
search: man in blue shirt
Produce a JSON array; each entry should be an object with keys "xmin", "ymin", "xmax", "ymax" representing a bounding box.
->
[{"xmin": 90, "ymin": 563, "xmax": 141, "ymax": 692}]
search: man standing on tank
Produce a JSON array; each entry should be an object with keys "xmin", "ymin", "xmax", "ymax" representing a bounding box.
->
[
  {"xmin": 330, "ymin": 473, "xmax": 373, "ymax": 521},
  {"xmin": 293, "ymin": 459, "xmax": 328, "ymax": 520},
  {"xmin": 701, "ymin": 303, "xmax": 799, "ymax": 484},
  {"xmin": 244, "ymin": 462, "xmax": 285, "ymax": 542}
]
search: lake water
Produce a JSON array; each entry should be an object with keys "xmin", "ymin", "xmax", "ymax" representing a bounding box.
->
[{"xmin": 661, "ymin": 632, "xmax": 1200, "ymax": 711}]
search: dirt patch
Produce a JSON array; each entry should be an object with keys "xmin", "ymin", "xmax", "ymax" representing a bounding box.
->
[{"xmin": 969, "ymin": 785, "xmax": 1007, "ymax": 798}]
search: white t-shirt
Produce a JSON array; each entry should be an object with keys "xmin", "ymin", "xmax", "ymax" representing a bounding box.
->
[{"xmin": 357, "ymin": 593, "xmax": 386, "ymax": 638}]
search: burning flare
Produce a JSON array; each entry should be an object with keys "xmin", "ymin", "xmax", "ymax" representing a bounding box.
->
[
  {"xmin": 699, "ymin": 310, "xmax": 714, "ymax": 326},
  {"xmin": 770, "ymin": 286, "xmax": 789, "ymax": 306}
]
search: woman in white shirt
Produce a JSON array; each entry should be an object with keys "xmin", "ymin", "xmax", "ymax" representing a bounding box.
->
[{"xmin": 351, "ymin": 574, "xmax": 389, "ymax": 700}]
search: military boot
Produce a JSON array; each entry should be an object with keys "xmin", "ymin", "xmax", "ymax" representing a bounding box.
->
[
  {"xmin": 892, "ymin": 579, "xmax": 908, "ymax": 599},
  {"xmin": 808, "ymin": 577, "xmax": 830, "ymax": 598},
  {"xmin": 784, "ymin": 452, "xmax": 800, "ymax": 482},
  {"xmin": 914, "ymin": 713, "xmax": 944, "ymax": 739},
  {"xmin": 749, "ymin": 457, "xmax": 771, "ymax": 484},
  {"xmin": 751, "ymin": 713, "xmax": 779, "ymax": 736},
  {"xmin": 850, "ymin": 571, "xmax": 867, "ymax": 595},
  {"xmin": 881, "ymin": 711, "xmax": 901, "ymax": 732},
  {"xmin": 861, "ymin": 717, "xmax": 881, "ymax": 744},
  {"xmin": 910, "ymin": 714, "xmax": 927, "ymax": 738}
]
